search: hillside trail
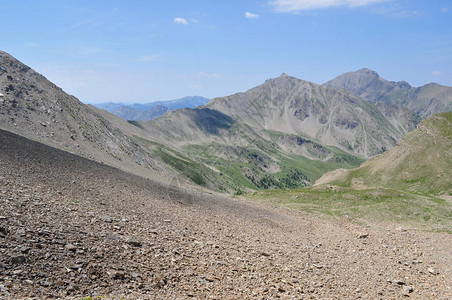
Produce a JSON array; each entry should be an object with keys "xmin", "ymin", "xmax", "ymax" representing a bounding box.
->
[{"xmin": 1, "ymin": 129, "xmax": 451, "ymax": 299}]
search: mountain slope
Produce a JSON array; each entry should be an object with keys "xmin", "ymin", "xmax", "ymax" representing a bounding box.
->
[
  {"xmin": 316, "ymin": 112, "xmax": 452, "ymax": 196},
  {"xmin": 205, "ymin": 73, "xmax": 405, "ymax": 158},
  {"xmin": 0, "ymin": 51, "xmax": 165, "ymax": 180},
  {"xmin": 129, "ymin": 96, "xmax": 210, "ymax": 111},
  {"xmin": 375, "ymin": 102, "xmax": 421, "ymax": 135},
  {"xmin": 2, "ymin": 128, "xmax": 451, "ymax": 299},
  {"xmin": 324, "ymin": 68, "xmax": 452, "ymax": 118},
  {"xmin": 134, "ymin": 74, "xmax": 420, "ymax": 192}
]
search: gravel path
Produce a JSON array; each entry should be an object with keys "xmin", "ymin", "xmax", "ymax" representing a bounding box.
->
[{"xmin": 1, "ymin": 129, "xmax": 451, "ymax": 299}]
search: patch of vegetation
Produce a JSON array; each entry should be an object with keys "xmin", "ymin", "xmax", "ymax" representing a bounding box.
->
[
  {"xmin": 264, "ymin": 129, "xmax": 284, "ymax": 138},
  {"xmin": 183, "ymin": 139, "xmax": 361, "ymax": 192},
  {"xmin": 247, "ymin": 186, "xmax": 452, "ymax": 233},
  {"xmin": 132, "ymin": 136, "xmax": 222, "ymax": 188},
  {"xmin": 154, "ymin": 148, "xmax": 206, "ymax": 186},
  {"xmin": 279, "ymin": 169, "xmax": 310, "ymax": 188},
  {"xmin": 276, "ymin": 150, "xmax": 363, "ymax": 184},
  {"xmin": 133, "ymin": 126, "xmax": 363, "ymax": 193},
  {"xmin": 326, "ymin": 112, "xmax": 452, "ymax": 196}
]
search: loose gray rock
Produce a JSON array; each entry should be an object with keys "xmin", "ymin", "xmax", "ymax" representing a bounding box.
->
[
  {"xmin": 65, "ymin": 244, "xmax": 77, "ymax": 252},
  {"xmin": 358, "ymin": 232, "xmax": 369, "ymax": 239},
  {"xmin": 428, "ymin": 267, "xmax": 439, "ymax": 275},
  {"xmin": 20, "ymin": 246, "xmax": 31, "ymax": 253},
  {"xmin": 11, "ymin": 255, "xmax": 26, "ymax": 264},
  {"xmin": 402, "ymin": 286, "xmax": 414, "ymax": 296},
  {"xmin": 126, "ymin": 238, "xmax": 142, "ymax": 247}
]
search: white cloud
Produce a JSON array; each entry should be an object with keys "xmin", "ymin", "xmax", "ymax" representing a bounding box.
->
[
  {"xmin": 245, "ymin": 11, "xmax": 259, "ymax": 18},
  {"xmin": 268, "ymin": 0, "xmax": 391, "ymax": 12},
  {"xmin": 198, "ymin": 71, "xmax": 220, "ymax": 78},
  {"xmin": 372, "ymin": 5, "xmax": 419, "ymax": 18},
  {"xmin": 174, "ymin": 17, "xmax": 189, "ymax": 25},
  {"xmin": 431, "ymin": 71, "xmax": 445, "ymax": 77},
  {"xmin": 441, "ymin": 7, "xmax": 450, "ymax": 13},
  {"xmin": 189, "ymin": 84, "xmax": 202, "ymax": 89},
  {"xmin": 25, "ymin": 42, "xmax": 38, "ymax": 48},
  {"xmin": 78, "ymin": 47, "xmax": 103, "ymax": 55},
  {"xmin": 138, "ymin": 55, "xmax": 159, "ymax": 62}
]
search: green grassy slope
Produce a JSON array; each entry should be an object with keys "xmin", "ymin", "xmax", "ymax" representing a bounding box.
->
[
  {"xmin": 324, "ymin": 112, "xmax": 452, "ymax": 196},
  {"xmin": 181, "ymin": 135, "xmax": 363, "ymax": 194},
  {"xmin": 246, "ymin": 113, "xmax": 452, "ymax": 232},
  {"xmin": 247, "ymin": 186, "xmax": 451, "ymax": 232}
]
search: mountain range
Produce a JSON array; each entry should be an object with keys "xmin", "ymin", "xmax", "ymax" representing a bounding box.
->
[
  {"xmin": 137, "ymin": 73, "xmax": 422, "ymax": 192},
  {"xmin": 94, "ymin": 96, "xmax": 210, "ymax": 121},
  {"xmin": 1, "ymin": 51, "xmax": 451, "ymax": 193}
]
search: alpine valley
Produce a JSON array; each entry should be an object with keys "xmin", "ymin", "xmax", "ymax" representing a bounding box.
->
[{"xmin": 1, "ymin": 51, "xmax": 451, "ymax": 193}]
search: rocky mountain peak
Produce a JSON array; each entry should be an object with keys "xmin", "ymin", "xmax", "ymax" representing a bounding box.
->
[
  {"xmin": 324, "ymin": 68, "xmax": 452, "ymax": 118},
  {"xmin": 263, "ymin": 73, "xmax": 310, "ymax": 89},
  {"xmin": 355, "ymin": 68, "xmax": 380, "ymax": 78},
  {"xmin": 395, "ymin": 80, "xmax": 412, "ymax": 90}
]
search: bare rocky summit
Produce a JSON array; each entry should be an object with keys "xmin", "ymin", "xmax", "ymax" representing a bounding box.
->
[
  {"xmin": 324, "ymin": 68, "xmax": 452, "ymax": 119},
  {"xmin": 1, "ymin": 128, "xmax": 452, "ymax": 299}
]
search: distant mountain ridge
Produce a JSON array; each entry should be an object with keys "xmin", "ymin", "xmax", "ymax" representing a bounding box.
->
[
  {"xmin": 94, "ymin": 96, "xmax": 210, "ymax": 121},
  {"xmin": 324, "ymin": 68, "xmax": 452, "ymax": 118}
]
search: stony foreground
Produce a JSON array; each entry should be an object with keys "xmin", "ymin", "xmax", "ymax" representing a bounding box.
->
[{"xmin": 0, "ymin": 129, "xmax": 451, "ymax": 299}]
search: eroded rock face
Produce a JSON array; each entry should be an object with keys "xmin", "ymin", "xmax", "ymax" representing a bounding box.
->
[{"xmin": 203, "ymin": 74, "xmax": 405, "ymax": 158}]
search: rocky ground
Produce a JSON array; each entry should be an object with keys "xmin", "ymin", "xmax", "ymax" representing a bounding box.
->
[{"xmin": 1, "ymin": 128, "xmax": 451, "ymax": 299}]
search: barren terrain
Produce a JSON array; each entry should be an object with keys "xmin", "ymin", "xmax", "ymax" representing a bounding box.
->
[{"xmin": 1, "ymin": 129, "xmax": 451, "ymax": 299}]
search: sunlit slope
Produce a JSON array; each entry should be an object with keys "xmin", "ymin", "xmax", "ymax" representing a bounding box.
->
[{"xmin": 317, "ymin": 112, "xmax": 452, "ymax": 196}]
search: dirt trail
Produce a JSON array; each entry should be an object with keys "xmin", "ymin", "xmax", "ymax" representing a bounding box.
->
[{"xmin": 1, "ymin": 129, "xmax": 451, "ymax": 299}]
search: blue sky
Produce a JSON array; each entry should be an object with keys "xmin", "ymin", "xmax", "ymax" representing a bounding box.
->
[{"xmin": 1, "ymin": 0, "xmax": 451, "ymax": 103}]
